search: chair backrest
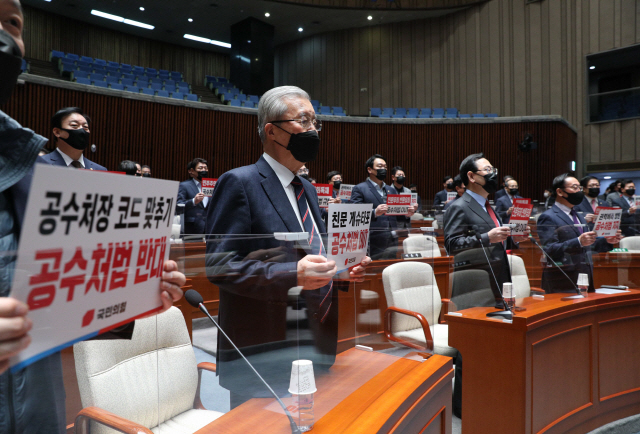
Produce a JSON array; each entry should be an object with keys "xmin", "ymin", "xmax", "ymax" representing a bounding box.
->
[
  {"xmin": 620, "ymin": 236, "xmax": 640, "ymax": 251},
  {"xmin": 450, "ymin": 269, "xmax": 495, "ymax": 311},
  {"xmin": 74, "ymin": 307, "xmax": 198, "ymax": 434},
  {"xmin": 410, "ymin": 212, "xmax": 423, "ymax": 220},
  {"xmin": 382, "ymin": 262, "xmax": 441, "ymax": 333},
  {"xmin": 403, "ymin": 235, "xmax": 442, "ymax": 257},
  {"xmin": 507, "ymin": 254, "xmax": 530, "ymax": 298}
]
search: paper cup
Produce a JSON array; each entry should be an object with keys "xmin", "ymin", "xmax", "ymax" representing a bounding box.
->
[
  {"xmin": 288, "ymin": 360, "xmax": 317, "ymax": 395},
  {"xmin": 577, "ymin": 273, "xmax": 589, "ymax": 287}
]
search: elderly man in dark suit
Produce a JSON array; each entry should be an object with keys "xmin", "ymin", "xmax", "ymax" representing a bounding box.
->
[
  {"xmin": 537, "ymin": 174, "xmax": 622, "ymax": 293},
  {"xmin": 177, "ymin": 158, "xmax": 209, "ymax": 235},
  {"xmin": 205, "ymin": 85, "xmax": 370, "ymax": 408},
  {"xmin": 433, "ymin": 175, "xmax": 453, "ymax": 207},
  {"xmin": 39, "ymin": 107, "xmax": 106, "ymax": 171},
  {"xmin": 494, "ymin": 178, "xmax": 523, "ymax": 223}
]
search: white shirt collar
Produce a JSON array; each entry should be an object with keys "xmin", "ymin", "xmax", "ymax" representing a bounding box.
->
[
  {"xmin": 192, "ymin": 178, "xmax": 201, "ymax": 187},
  {"xmin": 555, "ymin": 201, "xmax": 573, "ymax": 215},
  {"xmin": 56, "ymin": 148, "xmax": 85, "ymax": 168},
  {"xmin": 466, "ymin": 189, "xmax": 487, "ymax": 208},
  {"xmin": 262, "ymin": 152, "xmax": 295, "ymax": 189},
  {"xmin": 367, "ymin": 177, "xmax": 386, "ymax": 190}
]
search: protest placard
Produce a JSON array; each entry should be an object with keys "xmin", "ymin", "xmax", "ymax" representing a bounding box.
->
[
  {"xmin": 326, "ymin": 204, "xmax": 372, "ymax": 270},
  {"xmin": 592, "ymin": 207, "xmax": 622, "ymax": 237},
  {"xmin": 446, "ymin": 192, "xmax": 457, "ymax": 203},
  {"xmin": 509, "ymin": 204, "xmax": 533, "ymax": 236},
  {"xmin": 338, "ymin": 184, "xmax": 354, "ymax": 201},
  {"xmin": 315, "ymin": 184, "xmax": 333, "ymax": 209},
  {"xmin": 411, "ymin": 193, "xmax": 418, "ymax": 206},
  {"xmin": 9, "ymin": 164, "xmax": 178, "ymax": 372},
  {"xmin": 513, "ymin": 198, "xmax": 531, "ymax": 205},
  {"xmin": 386, "ymin": 194, "xmax": 412, "ymax": 215},
  {"xmin": 634, "ymin": 196, "xmax": 640, "ymax": 208},
  {"xmin": 202, "ymin": 178, "xmax": 217, "ymax": 197}
]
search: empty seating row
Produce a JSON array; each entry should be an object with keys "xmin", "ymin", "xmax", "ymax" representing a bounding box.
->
[
  {"xmin": 205, "ymin": 75, "xmax": 229, "ymax": 88},
  {"xmin": 73, "ymin": 77, "xmax": 199, "ymax": 101},
  {"xmin": 21, "ymin": 58, "xmax": 29, "ymax": 73},
  {"xmin": 370, "ymin": 107, "xmax": 498, "ymax": 118},
  {"xmin": 219, "ymin": 93, "xmax": 261, "ymax": 103},
  {"xmin": 70, "ymin": 73, "xmax": 190, "ymax": 91},
  {"xmin": 227, "ymin": 100, "xmax": 258, "ymax": 108},
  {"xmin": 316, "ymin": 106, "xmax": 346, "ymax": 116}
]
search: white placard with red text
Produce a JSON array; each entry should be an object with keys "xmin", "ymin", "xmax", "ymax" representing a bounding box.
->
[
  {"xmin": 327, "ymin": 203, "xmax": 371, "ymax": 270},
  {"xmin": 201, "ymin": 178, "xmax": 217, "ymax": 197},
  {"xmin": 315, "ymin": 184, "xmax": 333, "ymax": 209},
  {"xmin": 386, "ymin": 194, "xmax": 412, "ymax": 215},
  {"xmin": 446, "ymin": 192, "xmax": 457, "ymax": 203},
  {"xmin": 592, "ymin": 207, "xmax": 622, "ymax": 237},
  {"xmin": 9, "ymin": 164, "xmax": 178, "ymax": 372},
  {"xmin": 509, "ymin": 204, "xmax": 533, "ymax": 236},
  {"xmin": 338, "ymin": 184, "xmax": 354, "ymax": 201},
  {"xmin": 634, "ymin": 195, "xmax": 640, "ymax": 208},
  {"xmin": 411, "ymin": 193, "xmax": 418, "ymax": 206}
]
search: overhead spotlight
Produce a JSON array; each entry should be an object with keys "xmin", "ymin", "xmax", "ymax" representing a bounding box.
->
[
  {"xmin": 367, "ymin": 16, "xmax": 372, "ymax": 20},
  {"xmin": 264, "ymin": 12, "xmax": 270, "ymax": 17},
  {"xmin": 298, "ymin": 27, "xmax": 303, "ymax": 32},
  {"xmin": 589, "ymin": 66, "xmax": 595, "ymax": 70},
  {"xmin": 188, "ymin": 18, "xmax": 193, "ymax": 22},
  {"xmin": 139, "ymin": 7, "xmax": 145, "ymax": 11}
]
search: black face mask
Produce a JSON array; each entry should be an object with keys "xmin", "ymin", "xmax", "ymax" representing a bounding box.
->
[
  {"xmin": 479, "ymin": 172, "xmax": 499, "ymax": 195},
  {"xmin": 142, "ymin": 173, "xmax": 151, "ymax": 178},
  {"xmin": 587, "ymin": 187, "xmax": 600, "ymax": 198},
  {"xmin": 333, "ymin": 181, "xmax": 341, "ymax": 190},
  {"xmin": 626, "ymin": 188, "xmax": 636, "ymax": 196},
  {"xmin": 562, "ymin": 190, "xmax": 584, "ymax": 206},
  {"xmin": 60, "ymin": 128, "xmax": 90, "ymax": 150},
  {"xmin": 197, "ymin": 170, "xmax": 208, "ymax": 179},
  {"xmin": 273, "ymin": 124, "xmax": 320, "ymax": 163},
  {"xmin": 509, "ymin": 188, "xmax": 519, "ymax": 196},
  {"xmin": 0, "ymin": 29, "xmax": 22, "ymax": 106},
  {"xmin": 375, "ymin": 169, "xmax": 387, "ymax": 181},
  {"xmin": 299, "ymin": 173, "xmax": 309, "ymax": 181},
  {"xmin": 446, "ymin": 183, "xmax": 454, "ymax": 190},
  {"xmin": 396, "ymin": 176, "xmax": 405, "ymax": 185}
]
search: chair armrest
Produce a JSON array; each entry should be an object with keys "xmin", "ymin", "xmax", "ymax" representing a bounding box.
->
[
  {"xmin": 530, "ymin": 287, "xmax": 545, "ymax": 295},
  {"xmin": 439, "ymin": 298, "xmax": 452, "ymax": 323},
  {"xmin": 194, "ymin": 362, "xmax": 217, "ymax": 409},
  {"xmin": 75, "ymin": 406, "xmax": 153, "ymax": 434},
  {"xmin": 384, "ymin": 306, "xmax": 433, "ymax": 351}
]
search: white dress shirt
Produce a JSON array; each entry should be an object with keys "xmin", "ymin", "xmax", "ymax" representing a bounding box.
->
[
  {"xmin": 192, "ymin": 179, "xmax": 209, "ymax": 208},
  {"xmin": 56, "ymin": 148, "xmax": 85, "ymax": 168}
]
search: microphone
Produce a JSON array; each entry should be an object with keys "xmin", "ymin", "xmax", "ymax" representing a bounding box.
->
[
  {"xmin": 471, "ymin": 225, "xmax": 513, "ymax": 319},
  {"xmin": 528, "ymin": 235, "xmax": 583, "ymax": 297},
  {"xmin": 90, "ymin": 144, "xmax": 96, "ymax": 153},
  {"xmin": 184, "ymin": 290, "xmax": 301, "ymax": 434}
]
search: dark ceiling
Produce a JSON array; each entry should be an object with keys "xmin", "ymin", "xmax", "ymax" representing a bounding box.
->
[{"xmin": 22, "ymin": 0, "xmax": 464, "ymax": 54}]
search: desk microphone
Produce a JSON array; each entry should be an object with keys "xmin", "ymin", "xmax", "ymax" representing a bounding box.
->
[
  {"xmin": 471, "ymin": 225, "xmax": 513, "ymax": 319},
  {"xmin": 184, "ymin": 289, "xmax": 301, "ymax": 434},
  {"xmin": 528, "ymin": 235, "xmax": 583, "ymax": 297}
]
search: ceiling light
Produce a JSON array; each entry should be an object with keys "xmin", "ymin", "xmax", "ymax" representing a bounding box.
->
[
  {"xmin": 367, "ymin": 16, "xmax": 372, "ymax": 20},
  {"xmin": 298, "ymin": 27, "xmax": 303, "ymax": 32},
  {"xmin": 139, "ymin": 7, "xmax": 145, "ymax": 11},
  {"xmin": 183, "ymin": 34, "xmax": 231, "ymax": 48},
  {"xmin": 265, "ymin": 12, "xmax": 270, "ymax": 17},
  {"xmin": 604, "ymin": 176, "xmax": 612, "ymax": 179},
  {"xmin": 91, "ymin": 10, "xmax": 154, "ymax": 29},
  {"xmin": 590, "ymin": 66, "xmax": 595, "ymax": 70},
  {"xmin": 188, "ymin": 18, "xmax": 193, "ymax": 22}
]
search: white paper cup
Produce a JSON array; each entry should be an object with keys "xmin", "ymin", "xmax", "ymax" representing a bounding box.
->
[
  {"xmin": 288, "ymin": 360, "xmax": 317, "ymax": 395},
  {"xmin": 577, "ymin": 273, "xmax": 589, "ymax": 287}
]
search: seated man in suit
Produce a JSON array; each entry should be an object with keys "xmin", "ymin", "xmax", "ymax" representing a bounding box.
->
[
  {"xmin": 433, "ymin": 175, "xmax": 453, "ymax": 207},
  {"xmin": 443, "ymin": 175, "xmax": 465, "ymax": 211},
  {"xmin": 494, "ymin": 178, "xmax": 522, "ymax": 222},
  {"xmin": 205, "ymin": 85, "xmax": 370, "ymax": 408},
  {"xmin": 41, "ymin": 107, "xmax": 106, "ymax": 170},
  {"xmin": 573, "ymin": 176, "xmax": 607, "ymax": 229},
  {"xmin": 493, "ymin": 175, "xmax": 514, "ymax": 202},
  {"xmin": 610, "ymin": 179, "xmax": 639, "ymax": 236},
  {"xmin": 177, "ymin": 158, "xmax": 209, "ymax": 235},
  {"xmin": 537, "ymin": 173, "xmax": 622, "ymax": 293},
  {"xmin": 351, "ymin": 155, "xmax": 415, "ymax": 259}
]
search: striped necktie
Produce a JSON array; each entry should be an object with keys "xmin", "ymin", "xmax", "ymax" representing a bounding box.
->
[{"xmin": 290, "ymin": 176, "xmax": 333, "ymax": 322}]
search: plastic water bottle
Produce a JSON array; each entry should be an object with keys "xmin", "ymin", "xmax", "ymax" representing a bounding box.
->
[
  {"xmin": 503, "ymin": 282, "xmax": 515, "ymax": 310},
  {"xmin": 296, "ymin": 393, "xmax": 314, "ymax": 432}
]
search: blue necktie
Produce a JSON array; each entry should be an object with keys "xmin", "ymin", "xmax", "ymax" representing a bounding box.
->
[{"xmin": 290, "ymin": 176, "xmax": 333, "ymax": 322}]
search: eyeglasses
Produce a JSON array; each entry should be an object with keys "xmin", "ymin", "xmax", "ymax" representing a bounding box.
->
[
  {"xmin": 564, "ymin": 184, "xmax": 583, "ymax": 192},
  {"xmin": 271, "ymin": 117, "xmax": 322, "ymax": 132},
  {"xmin": 475, "ymin": 166, "xmax": 498, "ymax": 176}
]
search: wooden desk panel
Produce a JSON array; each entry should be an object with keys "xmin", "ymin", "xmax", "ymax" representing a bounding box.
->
[
  {"xmin": 196, "ymin": 349, "xmax": 453, "ymax": 434},
  {"xmin": 447, "ymin": 291, "xmax": 640, "ymax": 434}
]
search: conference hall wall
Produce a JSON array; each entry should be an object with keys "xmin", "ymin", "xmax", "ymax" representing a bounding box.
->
[
  {"xmin": 2, "ymin": 81, "xmax": 574, "ymax": 200},
  {"xmin": 275, "ymin": 0, "xmax": 640, "ymax": 176}
]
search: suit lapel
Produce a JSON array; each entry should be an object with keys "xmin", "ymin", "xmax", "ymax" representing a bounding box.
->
[
  {"xmin": 256, "ymin": 156, "xmax": 304, "ymax": 233},
  {"xmin": 552, "ymin": 205, "xmax": 581, "ymax": 237},
  {"xmin": 463, "ymin": 193, "xmax": 495, "ymax": 227},
  {"xmin": 365, "ymin": 179, "xmax": 385, "ymax": 206},
  {"xmin": 47, "ymin": 151, "xmax": 66, "ymax": 167}
]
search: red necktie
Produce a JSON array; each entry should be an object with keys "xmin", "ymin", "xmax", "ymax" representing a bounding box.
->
[
  {"xmin": 485, "ymin": 200, "xmax": 500, "ymax": 227},
  {"xmin": 591, "ymin": 199, "xmax": 596, "ymax": 212}
]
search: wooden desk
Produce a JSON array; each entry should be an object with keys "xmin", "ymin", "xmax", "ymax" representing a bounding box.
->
[
  {"xmin": 196, "ymin": 349, "xmax": 454, "ymax": 434},
  {"xmin": 447, "ymin": 291, "xmax": 640, "ymax": 434}
]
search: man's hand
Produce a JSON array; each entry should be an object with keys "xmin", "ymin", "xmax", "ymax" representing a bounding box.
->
[
  {"xmin": 487, "ymin": 226, "xmax": 511, "ymax": 243},
  {"xmin": 244, "ymin": 246, "xmax": 289, "ymax": 263},
  {"xmin": 0, "ymin": 298, "xmax": 32, "ymax": 374},
  {"xmin": 605, "ymin": 230, "xmax": 623, "ymax": 245},
  {"xmin": 407, "ymin": 206, "xmax": 415, "ymax": 217},
  {"xmin": 297, "ymin": 255, "xmax": 337, "ymax": 290},
  {"xmin": 328, "ymin": 197, "xmax": 341, "ymax": 204},
  {"xmin": 512, "ymin": 226, "xmax": 532, "ymax": 243},
  {"xmin": 578, "ymin": 231, "xmax": 597, "ymax": 247},
  {"xmin": 348, "ymin": 256, "xmax": 372, "ymax": 282},
  {"xmin": 159, "ymin": 260, "xmax": 186, "ymax": 313},
  {"xmin": 194, "ymin": 192, "xmax": 205, "ymax": 205},
  {"xmin": 507, "ymin": 206, "xmax": 514, "ymax": 216},
  {"xmin": 629, "ymin": 205, "xmax": 636, "ymax": 215},
  {"xmin": 375, "ymin": 204, "xmax": 388, "ymax": 216},
  {"xmin": 584, "ymin": 213, "xmax": 596, "ymax": 223}
]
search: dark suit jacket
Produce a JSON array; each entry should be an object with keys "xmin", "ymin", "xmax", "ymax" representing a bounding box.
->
[
  {"xmin": 433, "ymin": 189, "xmax": 448, "ymax": 207},
  {"xmin": 537, "ymin": 205, "xmax": 613, "ymax": 293},
  {"xmin": 205, "ymin": 156, "xmax": 338, "ymax": 397},
  {"xmin": 494, "ymin": 194, "xmax": 522, "ymax": 223},
  {"xmin": 177, "ymin": 179, "xmax": 207, "ymax": 235},
  {"xmin": 574, "ymin": 196, "xmax": 608, "ymax": 230},
  {"xmin": 351, "ymin": 180, "xmax": 398, "ymax": 259},
  {"xmin": 40, "ymin": 149, "xmax": 107, "ymax": 171},
  {"xmin": 443, "ymin": 195, "xmax": 461, "ymax": 211},
  {"xmin": 444, "ymin": 191, "xmax": 512, "ymax": 306},
  {"xmin": 610, "ymin": 194, "xmax": 639, "ymax": 236},
  {"xmin": 494, "ymin": 188, "xmax": 508, "ymax": 202}
]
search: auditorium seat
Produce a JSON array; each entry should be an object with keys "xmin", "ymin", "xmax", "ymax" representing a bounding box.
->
[
  {"xmin": 104, "ymin": 76, "xmax": 119, "ymax": 85},
  {"xmin": 378, "ymin": 114, "xmax": 391, "ymax": 118},
  {"xmin": 171, "ymin": 92, "xmax": 185, "ymax": 100},
  {"xmin": 248, "ymin": 95, "xmax": 260, "ymax": 103},
  {"xmin": 120, "ymin": 78, "xmax": 135, "ymax": 87},
  {"xmin": 185, "ymin": 94, "xmax": 200, "ymax": 102},
  {"xmin": 149, "ymin": 83, "xmax": 163, "ymax": 91},
  {"xmin": 432, "ymin": 108, "xmax": 445, "ymax": 116},
  {"xmin": 74, "ymin": 77, "xmax": 92, "ymax": 85},
  {"xmin": 620, "ymin": 236, "xmax": 640, "ymax": 252},
  {"xmin": 420, "ymin": 108, "xmax": 431, "ymax": 116},
  {"xmin": 417, "ymin": 114, "xmax": 430, "ymax": 118},
  {"xmin": 132, "ymin": 66, "xmax": 145, "ymax": 75},
  {"xmin": 109, "ymin": 83, "xmax": 125, "ymax": 91},
  {"xmin": 404, "ymin": 113, "xmax": 417, "ymax": 118},
  {"xmin": 446, "ymin": 108, "xmax": 458, "ymax": 116},
  {"xmin": 77, "ymin": 60, "xmax": 92, "ymax": 68},
  {"xmin": 164, "ymin": 79, "xmax": 176, "ymax": 88},
  {"xmin": 93, "ymin": 80, "xmax": 108, "ymax": 88},
  {"xmin": 310, "ymin": 99, "xmax": 320, "ymax": 106},
  {"xmin": 370, "ymin": 108, "xmax": 382, "ymax": 117},
  {"xmin": 120, "ymin": 64, "xmax": 133, "ymax": 73},
  {"xmin": 156, "ymin": 90, "xmax": 170, "ymax": 98},
  {"xmin": 407, "ymin": 108, "xmax": 419, "ymax": 117},
  {"xmin": 459, "ymin": 114, "xmax": 471, "ymax": 118},
  {"xmin": 319, "ymin": 106, "xmax": 332, "ymax": 115},
  {"xmin": 76, "ymin": 65, "xmax": 93, "ymax": 75},
  {"xmin": 89, "ymin": 73, "xmax": 106, "ymax": 82},
  {"xmin": 486, "ymin": 113, "xmax": 498, "ymax": 117},
  {"xmin": 20, "ymin": 58, "xmax": 28, "ymax": 73},
  {"xmin": 382, "ymin": 108, "xmax": 394, "ymax": 116},
  {"xmin": 141, "ymin": 88, "xmax": 155, "ymax": 96},
  {"xmin": 445, "ymin": 113, "xmax": 457, "ymax": 118},
  {"xmin": 105, "ymin": 66, "xmax": 120, "ymax": 75},
  {"xmin": 177, "ymin": 86, "xmax": 191, "ymax": 95},
  {"xmin": 391, "ymin": 114, "xmax": 404, "ymax": 118},
  {"xmin": 403, "ymin": 235, "xmax": 441, "ymax": 257},
  {"xmin": 107, "ymin": 61, "xmax": 120, "ymax": 68},
  {"xmin": 49, "ymin": 50, "xmax": 65, "ymax": 62},
  {"xmin": 125, "ymin": 86, "xmax": 140, "ymax": 93},
  {"xmin": 222, "ymin": 92, "xmax": 235, "ymax": 102},
  {"xmin": 121, "ymin": 73, "xmax": 135, "ymax": 80},
  {"xmin": 472, "ymin": 113, "xmax": 484, "ymax": 118},
  {"xmin": 149, "ymin": 77, "xmax": 163, "ymax": 85},
  {"xmin": 395, "ymin": 108, "xmax": 407, "ymax": 116},
  {"xmin": 332, "ymin": 107, "xmax": 345, "ymax": 114},
  {"xmin": 243, "ymin": 101, "xmax": 257, "ymax": 108},
  {"xmin": 176, "ymin": 81, "xmax": 190, "ymax": 90},
  {"xmin": 228, "ymin": 99, "xmax": 242, "ymax": 107},
  {"xmin": 93, "ymin": 59, "xmax": 106, "ymax": 67},
  {"xmin": 65, "ymin": 53, "xmax": 79, "ymax": 61},
  {"xmin": 431, "ymin": 114, "xmax": 444, "ymax": 119},
  {"xmin": 146, "ymin": 67, "xmax": 157, "ymax": 75},
  {"xmin": 507, "ymin": 255, "xmax": 536, "ymax": 297}
]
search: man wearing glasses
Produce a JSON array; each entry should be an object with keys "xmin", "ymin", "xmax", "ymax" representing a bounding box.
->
[
  {"xmin": 205, "ymin": 86, "xmax": 370, "ymax": 408},
  {"xmin": 537, "ymin": 173, "xmax": 622, "ymax": 294},
  {"xmin": 574, "ymin": 176, "xmax": 608, "ymax": 228}
]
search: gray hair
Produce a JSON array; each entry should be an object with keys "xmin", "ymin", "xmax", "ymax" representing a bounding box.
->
[{"xmin": 257, "ymin": 86, "xmax": 310, "ymax": 142}]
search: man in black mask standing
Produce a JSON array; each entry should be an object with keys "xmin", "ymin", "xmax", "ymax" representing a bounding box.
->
[
  {"xmin": 41, "ymin": 107, "xmax": 106, "ymax": 170},
  {"xmin": 177, "ymin": 157, "xmax": 209, "ymax": 235},
  {"xmin": 390, "ymin": 166, "xmax": 416, "ymax": 230}
]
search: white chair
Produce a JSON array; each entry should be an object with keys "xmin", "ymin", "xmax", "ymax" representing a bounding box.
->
[
  {"xmin": 74, "ymin": 307, "xmax": 223, "ymax": 434},
  {"xmin": 403, "ymin": 235, "xmax": 442, "ymax": 257},
  {"xmin": 620, "ymin": 236, "xmax": 640, "ymax": 252},
  {"xmin": 507, "ymin": 254, "xmax": 543, "ymax": 297},
  {"xmin": 410, "ymin": 212, "xmax": 424, "ymax": 221},
  {"xmin": 382, "ymin": 262, "xmax": 456, "ymax": 356}
]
